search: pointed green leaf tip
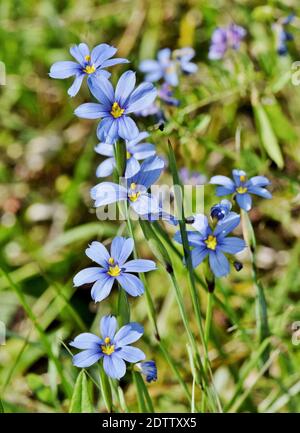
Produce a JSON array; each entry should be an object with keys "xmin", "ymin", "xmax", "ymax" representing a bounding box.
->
[
  {"xmin": 69, "ymin": 371, "xmax": 93, "ymax": 413},
  {"xmin": 253, "ymin": 102, "xmax": 284, "ymax": 169}
]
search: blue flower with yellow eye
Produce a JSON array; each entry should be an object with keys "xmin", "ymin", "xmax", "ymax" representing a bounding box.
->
[
  {"xmin": 49, "ymin": 43, "xmax": 129, "ymax": 97},
  {"xmin": 174, "ymin": 212, "xmax": 246, "ymax": 277},
  {"xmin": 73, "ymin": 237, "xmax": 156, "ymax": 302},
  {"xmin": 74, "ymin": 70, "xmax": 157, "ymax": 143},
  {"xmin": 70, "ymin": 315, "xmax": 145, "ymax": 379},
  {"xmin": 210, "ymin": 169, "xmax": 272, "ymax": 211}
]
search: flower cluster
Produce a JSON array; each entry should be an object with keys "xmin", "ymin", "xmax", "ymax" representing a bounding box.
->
[{"xmin": 208, "ymin": 23, "xmax": 246, "ymax": 60}]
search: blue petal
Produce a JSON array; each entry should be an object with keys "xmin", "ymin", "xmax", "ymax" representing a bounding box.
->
[
  {"xmin": 181, "ymin": 62, "xmax": 198, "ymax": 74},
  {"xmin": 157, "ymin": 48, "xmax": 171, "ymax": 63},
  {"xmin": 97, "ymin": 117, "xmax": 119, "ymax": 143},
  {"xmin": 123, "ymin": 259, "xmax": 156, "ymax": 273},
  {"xmin": 232, "ymin": 169, "xmax": 246, "ymax": 186},
  {"xmin": 236, "ymin": 193, "xmax": 252, "ymax": 211},
  {"xmin": 210, "ymin": 175, "xmax": 235, "ymax": 190},
  {"xmin": 91, "ymin": 44, "xmax": 116, "ymax": 67},
  {"xmin": 214, "ymin": 212, "xmax": 240, "ymax": 237},
  {"xmin": 125, "ymin": 157, "xmax": 140, "ymax": 178},
  {"xmin": 103, "ymin": 354, "xmax": 126, "ymax": 379},
  {"xmin": 209, "ymin": 251, "xmax": 230, "ymax": 277},
  {"xmin": 216, "ymin": 186, "xmax": 235, "ymax": 196},
  {"xmin": 218, "ymin": 237, "xmax": 246, "ymax": 254},
  {"xmin": 73, "ymin": 267, "xmax": 104, "ymax": 287},
  {"xmin": 96, "ymin": 158, "xmax": 115, "ymax": 177},
  {"xmin": 73, "ymin": 349, "xmax": 102, "ymax": 368},
  {"xmin": 132, "ymin": 144, "xmax": 156, "ymax": 160},
  {"xmin": 191, "ymin": 247, "xmax": 209, "ymax": 268},
  {"xmin": 115, "ymin": 70, "xmax": 136, "ymax": 106},
  {"xmin": 130, "ymin": 193, "xmax": 160, "ymax": 215},
  {"xmin": 116, "ymin": 273, "xmax": 144, "ymax": 297},
  {"xmin": 127, "ymin": 131, "xmax": 149, "ymax": 147},
  {"xmin": 85, "ymin": 241, "xmax": 110, "ymax": 267},
  {"xmin": 101, "ymin": 57, "xmax": 130, "ymax": 68},
  {"xmin": 139, "ymin": 59, "xmax": 160, "ymax": 74},
  {"xmin": 111, "ymin": 237, "xmax": 134, "ymax": 265},
  {"xmin": 165, "ymin": 69, "xmax": 179, "ymax": 86},
  {"xmin": 100, "ymin": 315, "xmax": 118, "ymax": 340},
  {"xmin": 70, "ymin": 333, "xmax": 102, "ymax": 350},
  {"xmin": 74, "ymin": 103, "xmax": 107, "ymax": 119},
  {"xmin": 88, "ymin": 75, "xmax": 114, "ymax": 106},
  {"xmin": 127, "ymin": 83, "xmax": 157, "ymax": 114},
  {"xmin": 95, "ymin": 142, "xmax": 114, "ymax": 156},
  {"xmin": 49, "ymin": 61, "xmax": 80, "ymax": 79},
  {"xmin": 91, "ymin": 182, "xmax": 127, "ymax": 207},
  {"xmin": 118, "ymin": 116, "xmax": 139, "ymax": 141},
  {"xmin": 247, "ymin": 186, "xmax": 272, "ymax": 199},
  {"xmin": 67, "ymin": 73, "xmax": 85, "ymax": 97},
  {"xmin": 248, "ymin": 176, "xmax": 270, "ymax": 187},
  {"xmin": 192, "ymin": 214, "xmax": 210, "ymax": 237},
  {"xmin": 116, "ymin": 346, "xmax": 145, "ymax": 363},
  {"xmin": 70, "ymin": 44, "xmax": 86, "ymax": 64},
  {"xmin": 114, "ymin": 322, "xmax": 144, "ymax": 346},
  {"xmin": 91, "ymin": 274, "xmax": 114, "ymax": 302}
]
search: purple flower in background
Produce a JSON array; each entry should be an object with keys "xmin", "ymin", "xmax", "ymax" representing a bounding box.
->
[
  {"xmin": 74, "ymin": 71, "xmax": 157, "ymax": 142},
  {"xmin": 73, "ymin": 237, "xmax": 156, "ymax": 302},
  {"xmin": 136, "ymin": 360, "xmax": 157, "ymax": 383},
  {"xmin": 139, "ymin": 48, "xmax": 179, "ymax": 86},
  {"xmin": 95, "ymin": 131, "xmax": 156, "ymax": 178},
  {"xmin": 158, "ymin": 83, "xmax": 180, "ymax": 106},
  {"xmin": 179, "ymin": 168, "xmax": 207, "ymax": 186},
  {"xmin": 91, "ymin": 155, "xmax": 164, "ymax": 217},
  {"xmin": 49, "ymin": 43, "xmax": 129, "ymax": 97},
  {"xmin": 210, "ymin": 169, "xmax": 272, "ymax": 211},
  {"xmin": 70, "ymin": 315, "xmax": 145, "ymax": 379},
  {"xmin": 208, "ymin": 24, "xmax": 246, "ymax": 60},
  {"xmin": 174, "ymin": 213, "xmax": 246, "ymax": 277},
  {"xmin": 210, "ymin": 199, "xmax": 232, "ymax": 221}
]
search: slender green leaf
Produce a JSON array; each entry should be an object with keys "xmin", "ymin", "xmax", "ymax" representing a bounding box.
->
[{"xmin": 69, "ymin": 371, "xmax": 93, "ymax": 413}]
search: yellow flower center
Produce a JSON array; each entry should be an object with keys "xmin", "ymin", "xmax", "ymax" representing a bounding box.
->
[
  {"xmin": 128, "ymin": 183, "xmax": 140, "ymax": 202},
  {"xmin": 205, "ymin": 235, "xmax": 217, "ymax": 250},
  {"xmin": 108, "ymin": 264, "xmax": 121, "ymax": 277},
  {"xmin": 84, "ymin": 55, "xmax": 91, "ymax": 62},
  {"xmin": 101, "ymin": 337, "xmax": 115, "ymax": 356},
  {"xmin": 239, "ymin": 175, "xmax": 246, "ymax": 182},
  {"xmin": 84, "ymin": 64, "xmax": 96, "ymax": 74},
  {"xmin": 126, "ymin": 151, "xmax": 132, "ymax": 159},
  {"xmin": 111, "ymin": 102, "xmax": 125, "ymax": 119},
  {"xmin": 108, "ymin": 257, "xmax": 114, "ymax": 265},
  {"xmin": 236, "ymin": 186, "xmax": 248, "ymax": 194}
]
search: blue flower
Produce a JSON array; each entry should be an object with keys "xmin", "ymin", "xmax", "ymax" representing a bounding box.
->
[
  {"xmin": 95, "ymin": 131, "xmax": 156, "ymax": 178},
  {"xmin": 210, "ymin": 169, "xmax": 272, "ymax": 211},
  {"xmin": 174, "ymin": 213, "xmax": 246, "ymax": 277},
  {"xmin": 208, "ymin": 24, "xmax": 246, "ymax": 60},
  {"xmin": 210, "ymin": 199, "xmax": 232, "ymax": 221},
  {"xmin": 273, "ymin": 15, "xmax": 295, "ymax": 56},
  {"xmin": 73, "ymin": 237, "xmax": 156, "ymax": 302},
  {"xmin": 139, "ymin": 48, "xmax": 179, "ymax": 86},
  {"xmin": 136, "ymin": 360, "xmax": 157, "ymax": 383},
  {"xmin": 173, "ymin": 47, "xmax": 198, "ymax": 75},
  {"xmin": 158, "ymin": 83, "xmax": 180, "ymax": 106},
  {"xmin": 49, "ymin": 43, "xmax": 129, "ymax": 97},
  {"xmin": 90, "ymin": 155, "xmax": 164, "ymax": 217},
  {"xmin": 74, "ymin": 71, "xmax": 157, "ymax": 143},
  {"xmin": 70, "ymin": 315, "xmax": 145, "ymax": 379}
]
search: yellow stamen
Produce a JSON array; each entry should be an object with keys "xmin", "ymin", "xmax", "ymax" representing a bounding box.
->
[
  {"xmin": 130, "ymin": 183, "xmax": 136, "ymax": 190},
  {"xmin": 84, "ymin": 55, "xmax": 91, "ymax": 62},
  {"xmin": 110, "ymin": 102, "xmax": 125, "ymax": 119},
  {"xmin": 84, "ymin": 64, "xmax": 96, "ymax": 74},
  {"xmin": 128, "ymin": 192, "xmax": 140, "ymax": 202},
  {"xmin": 101, "ymin": 340, "xmax": 115, "ymax": 355},
  {"xmin": 239, "ymin": 175, "xmax": 246, "ymax": 182},
  {"xmin": 107, "ymin": 264, "xmax": 121, "ymax": 277},
  {"xmin": 205, "ymin": 235, "xmax": 217, "ymax": 250},
  {"xmin": 108, "ymin": 257, "xmax": 114, "ymax": 265},
  {"xmin": 126, "ymin": 151, "xmax": 132, "ymax": 159},
  {"xmin": 236, "ymin": 186, "xmax": 248, "ymax": 194}
]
